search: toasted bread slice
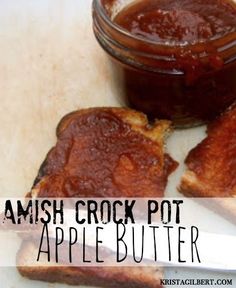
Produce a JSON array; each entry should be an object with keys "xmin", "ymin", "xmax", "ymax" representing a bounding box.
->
[
  {"xmin": 30, "ymin": 107, "xmax": 177, "ymax": 198},
  {"xmin": 180, "ymin": 105, "xmax": 236, "ymax": 197},
  {"xmin": 18, "ymin": 241, "xmax": 163, "ymax": 288},
  {"xmin": 18, "ymin": 107, "xmax": 177, "ymax": 287}
]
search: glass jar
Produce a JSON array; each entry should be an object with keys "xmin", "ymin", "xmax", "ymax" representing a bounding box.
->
[{"xmin": 92, "ymin": 0, "xmax": 236, "ymax": 128}]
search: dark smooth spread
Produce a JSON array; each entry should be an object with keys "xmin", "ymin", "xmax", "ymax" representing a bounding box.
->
[
  {"xmin": 102, "ymin": 0, "xmax": 236, "ymax": 126},
  {"xmin": 34, "ymin": 109, "xmax": 177, "ymax": 197},
  {"xmin": 114, "ymin": 0, "xmax": 236, "ymax": 43}
]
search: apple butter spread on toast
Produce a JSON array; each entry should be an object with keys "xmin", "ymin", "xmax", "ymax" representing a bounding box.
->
[
  {"xmin": 31, "ymin": 108, "xmax": 177, "ymax": 198},
  {"xmin": 18, "ymin": 107, "xmax": 178, "ymax": 288}
]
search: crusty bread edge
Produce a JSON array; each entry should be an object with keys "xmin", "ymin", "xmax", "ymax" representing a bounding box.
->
[
  {"xmin": 56, "ymin": 107, "xmax": 172, "ymax": 146},
  {"xmin": 179, "ymin": 171, "xmax": 236, "ymax": 224},
  {"xmin": 17, "ymin": 241, "xmax": 163, "ymax": 288}
]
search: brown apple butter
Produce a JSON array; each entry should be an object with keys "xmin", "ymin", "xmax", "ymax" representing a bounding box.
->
[{"xmin": 93, "ymin": 0, "xmax": 236, "ymax": 127}]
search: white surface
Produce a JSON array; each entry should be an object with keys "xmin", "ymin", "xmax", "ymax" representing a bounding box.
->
[{"xmin": 0, "ymin": 0, "xmax": 235, "ymax": 287}]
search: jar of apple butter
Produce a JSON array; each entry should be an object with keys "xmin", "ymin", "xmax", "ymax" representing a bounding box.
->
[{"xmin": 92, "ymin": 0, "xmax": 236, "ymax": 127}]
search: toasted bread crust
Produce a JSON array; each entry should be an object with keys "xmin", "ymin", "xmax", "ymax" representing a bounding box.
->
[
  {"xmin": 180, "ymin": 105, "xmax": 236, "ymax": 197},
  {"xmin": 18, "ymin": 266, "xmax": 163, "ymax": 288},
  {"xmin": 18, "ymin": 242, "xmax": 163, "ymax": 288}
]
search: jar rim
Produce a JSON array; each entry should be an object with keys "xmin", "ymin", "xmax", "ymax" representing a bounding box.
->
[{"xmin": 93, "ymin": 0, "xmax": 236, "ymax": 49}]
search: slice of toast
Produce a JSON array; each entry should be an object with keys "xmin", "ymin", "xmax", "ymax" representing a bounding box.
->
[
  {"xmin": 180, "ymin": 105, "xmax": 236, "ymax": 197},
  {"xmin": 179, "ymin": 105, "xmax": 236, "ymax": 220},
  {"xmin": 30, "ymin": 107, "xmax": 177, "ymax": 198},
  {"xmin": 18, "ymin": 241, "xmax": 163, "ymax": 288},
  {"xmin": 18, "ymin": 107, "xmax": 178, "ymax": 287}
]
